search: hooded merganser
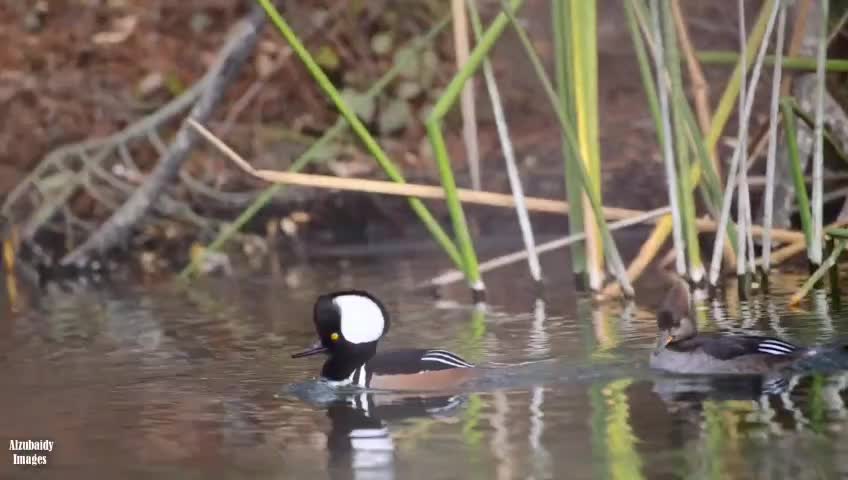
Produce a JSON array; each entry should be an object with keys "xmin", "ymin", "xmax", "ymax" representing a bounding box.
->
[
  {"xmin": 292, "ymin": 290, "xmax": 476, "ymax": 391},
  {"xmin": 649, "ymin": 280, "xmax": 809, "ymax": 375}
]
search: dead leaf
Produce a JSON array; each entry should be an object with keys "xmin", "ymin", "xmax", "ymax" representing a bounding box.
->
[
  {"xmin": 93, "ymin": 15, "xmax": 138, "ymax": 45},
  {"xmin": 137, "ymin": 71, "xmax": 164, "ymax": 97}
]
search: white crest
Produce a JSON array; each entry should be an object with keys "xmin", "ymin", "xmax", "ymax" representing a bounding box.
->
[{"xmin": 335, "ymin": 295, "xmax": 385, "ymax": 344}]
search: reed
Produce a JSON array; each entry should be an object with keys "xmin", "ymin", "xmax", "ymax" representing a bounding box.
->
[
  {"xmin": 827, "ymin": 235, "xmax": 842, "ymax": 299},
  {"xmin": 450, "ymin": 0, "xmax": 481, "ymax": 191},
  {"xmin": 248, "ymin": 0, "xmax": 842, "ymax": 302},
  {"xmin": 424, "ymin": 0, "xmax": 529, "ymax": 293},
  {"xmin": 695, "ymin": 52, "xmax": 848, "ymax": 72},
  {"xmin": 705, "ymin": 0, "xmax": 778, "ymax": 153},
  {"xmin": 789, "ymin": 238, "xmax": 845, "ymax": 306},
  {"xmin": 605, "ymin": 0, "xmax": 774, "ymax": 296},
  {"xmin": 648, "ymin": 0, "xmax": 686, "ymax": 277},
  {"xmin": 568, "ymin": 0, "xmax": 604, "ymax": 291},
  {"xmin": 708, "ymin": 0, "xmax": 781, "ymax": 286},
  {"xmin": 553, "ymin": 0, "xmax": 587, "ymax": 284},
  {"xmin": 502, "ymin": 2, "xmax": 634, "ymax": 296},
  {"xmin": 811, "ymin": 0, "xmax": 830, "ymax": 266},
  {"xmin": 735, "ymin": 0, "xmax": 751, "ymax": 287},
  {"xmin": 761, "ymin": 1, "xmax": 787, "ymax": 274},
  {"xmin": 662, "ymin": 0, "xmax": 703, "ymax": 282},
  {"xmin": 256, "ymin": 1, "xmax": 468, "ymax": 279},
  {"xmin": 467, "ymin": 0, "xmax": 542, "ymax": 282},
  {"xmin": 625, "ymin": 0, "xmax": 733, "ymax": 258},
  {"xmin": 180, "ymin": 16, "xmax": 451, "ymax": 278},
  {"xmin": 781, "ymin": 97, "xmax": 814, "ymax": 250}
]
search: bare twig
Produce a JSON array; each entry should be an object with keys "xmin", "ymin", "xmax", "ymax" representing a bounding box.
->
[{"xmin": 61, "ymin": 5, "xmax": 266, "ymax": 265}]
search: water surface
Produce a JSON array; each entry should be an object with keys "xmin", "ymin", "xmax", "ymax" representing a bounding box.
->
[{"xmin": 2, "ymin": 249, "xmax": 848, "ymax": 479}]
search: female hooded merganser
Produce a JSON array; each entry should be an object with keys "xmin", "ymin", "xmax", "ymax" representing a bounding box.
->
[
  {"xmin": 650, "ymin": 280, "xmax": 809, "ymax": 375},
  {"xmin": 292, "ymin": 290, "xmax": 476, "ymax": 391}
]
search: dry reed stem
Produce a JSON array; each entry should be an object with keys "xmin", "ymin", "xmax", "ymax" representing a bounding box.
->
[
  {"xmin": 671, "ymin": 0, "xmax": 718, "ymax": 176},
  {"xmin": 758, "ymin": 239, "xmax": 807, "ymax": 266},
  {"xmin": 781, "ymin": 0, "xmax": 813, "ymax": 95},
  {"xmin": 452, "ymin": 0, "xmax": 481, "ymax": 190},
  {"xmin": 601, "ymin": 220, "xmax": 671, "ymax": 297},
  {"xmin": 188, "ymin": 119, "xmax": 809, "ymax": 254}
]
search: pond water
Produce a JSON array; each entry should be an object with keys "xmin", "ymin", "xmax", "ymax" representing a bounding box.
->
[{"xmin": 2, "ymin": 246, "xmax": 848, "ymax": 479}]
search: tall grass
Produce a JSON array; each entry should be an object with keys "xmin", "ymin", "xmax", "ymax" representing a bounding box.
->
[{"xmin": 245, "ymin": 0, "xmax": 840, "ymax": 301}]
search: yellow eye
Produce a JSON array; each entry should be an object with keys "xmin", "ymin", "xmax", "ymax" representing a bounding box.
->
[{"xmin": 330, "ymin": 332, "xmax": 340, "ymax": 342}]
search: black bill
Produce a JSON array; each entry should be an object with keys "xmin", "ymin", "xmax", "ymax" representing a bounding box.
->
[{"xmin": 292, "ymin": 341, "xmax": 327, "ymax": 358}]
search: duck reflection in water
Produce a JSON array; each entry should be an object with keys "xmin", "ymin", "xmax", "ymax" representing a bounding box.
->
[{"xmin": 318, "ymin": 390, "xmax": 466, "ymax": 480}]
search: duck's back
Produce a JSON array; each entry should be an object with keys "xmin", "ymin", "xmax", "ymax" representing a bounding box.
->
[{"xmin": 651, "ymin": 334, "xmax": 805, "ymax": 374}]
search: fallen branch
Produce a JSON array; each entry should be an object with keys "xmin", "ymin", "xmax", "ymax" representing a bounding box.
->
[{"xmin": 61, "ymin": 4, "xmax": 266, "ymax": 265}]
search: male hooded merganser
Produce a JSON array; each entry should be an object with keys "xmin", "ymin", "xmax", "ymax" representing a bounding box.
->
[
  {"xmin": 650, "ymin": 280, "xmax": 809, "ymax": 375},
  {"xmin": 292, "ymin": 290, "xmax": 476, "ymax": 391}
]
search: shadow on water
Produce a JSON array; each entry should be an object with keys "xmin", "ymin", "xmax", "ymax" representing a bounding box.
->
[{"xmin": 5, "ymin": 248, "xmax": 848, "ymax": 478}]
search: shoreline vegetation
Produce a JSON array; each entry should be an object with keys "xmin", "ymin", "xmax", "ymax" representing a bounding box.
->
[{"xmin": 2, "ymin": 0, "xmax": 848, "ymax": 305}]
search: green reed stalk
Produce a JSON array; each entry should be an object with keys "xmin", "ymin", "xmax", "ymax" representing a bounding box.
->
[
  {"xmin": 625, "ymin": 0, "xmax": 728, "ymax": 239},
  {"xmin": 811, "ymin": 0, "xmax": 829, "ymax": 266},
  {"xmin": 567, "ymin": 0, "xmax": 605, "ymax": 291},
  {"xmin": 181, "ymin": 16, "xmax": 451, "ymax": 279},
  {"xmin": 426, "ymin": 0, "xmax": 527, "ymax": 292},
  {"xmin": 610, "ymin": 0, "xmax": 774, "ymax": 291},
  {"xmin": 696, "ymin": 52, "xmax": 848, "ymax": 72},
  {"xmin": 681, "ymin": 104, "xmax": 724, "ymax": 218},
  {"xmin": 788, "ymin": 102, "xmax": 848, "ymax": 164},
  {"xmin": 662, "ymin": 0, "xmax": 703, "ymax": 282},
  {"xmin": 553, "ymin": 0, "xmax": 586, "ymax": 282},
  {"xmin": 624, "ymin": 0, "xmax": 662, "ymax": 147},
  {"xmin": 782, "ymin": 97, "xmax": 814, "ymax": 250},
  {"xmin": 501, "ymin": 5, "xmax": 634, "ymax": 296},
  {"xmin": 825, "ymin": 227, "xmax": 848, "ymax": 239},
  {"xmin": 626, "ymin": 0, "xmax": 737, "ymax": 266},
  {"xmin": 790, "ymin": 239, "xmax": 845, "ymax": 305},
  {"xmin": 256, "ymin": 1, "xmax": 467, "ymax": 277}
]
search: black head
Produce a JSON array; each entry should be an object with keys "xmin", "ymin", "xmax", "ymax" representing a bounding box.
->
[
  {"xmin": 292, "ymin": 290, "xmax": 391, "ymax": 381},
  {"xmin": 656, "ymin": 279, "xmax": 698, "ymax": 347}
]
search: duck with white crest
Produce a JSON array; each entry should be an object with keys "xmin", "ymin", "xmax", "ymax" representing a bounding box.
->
[{"xmin": 293, "ymin": 290, "xmax": 477, "ymax": 391}]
